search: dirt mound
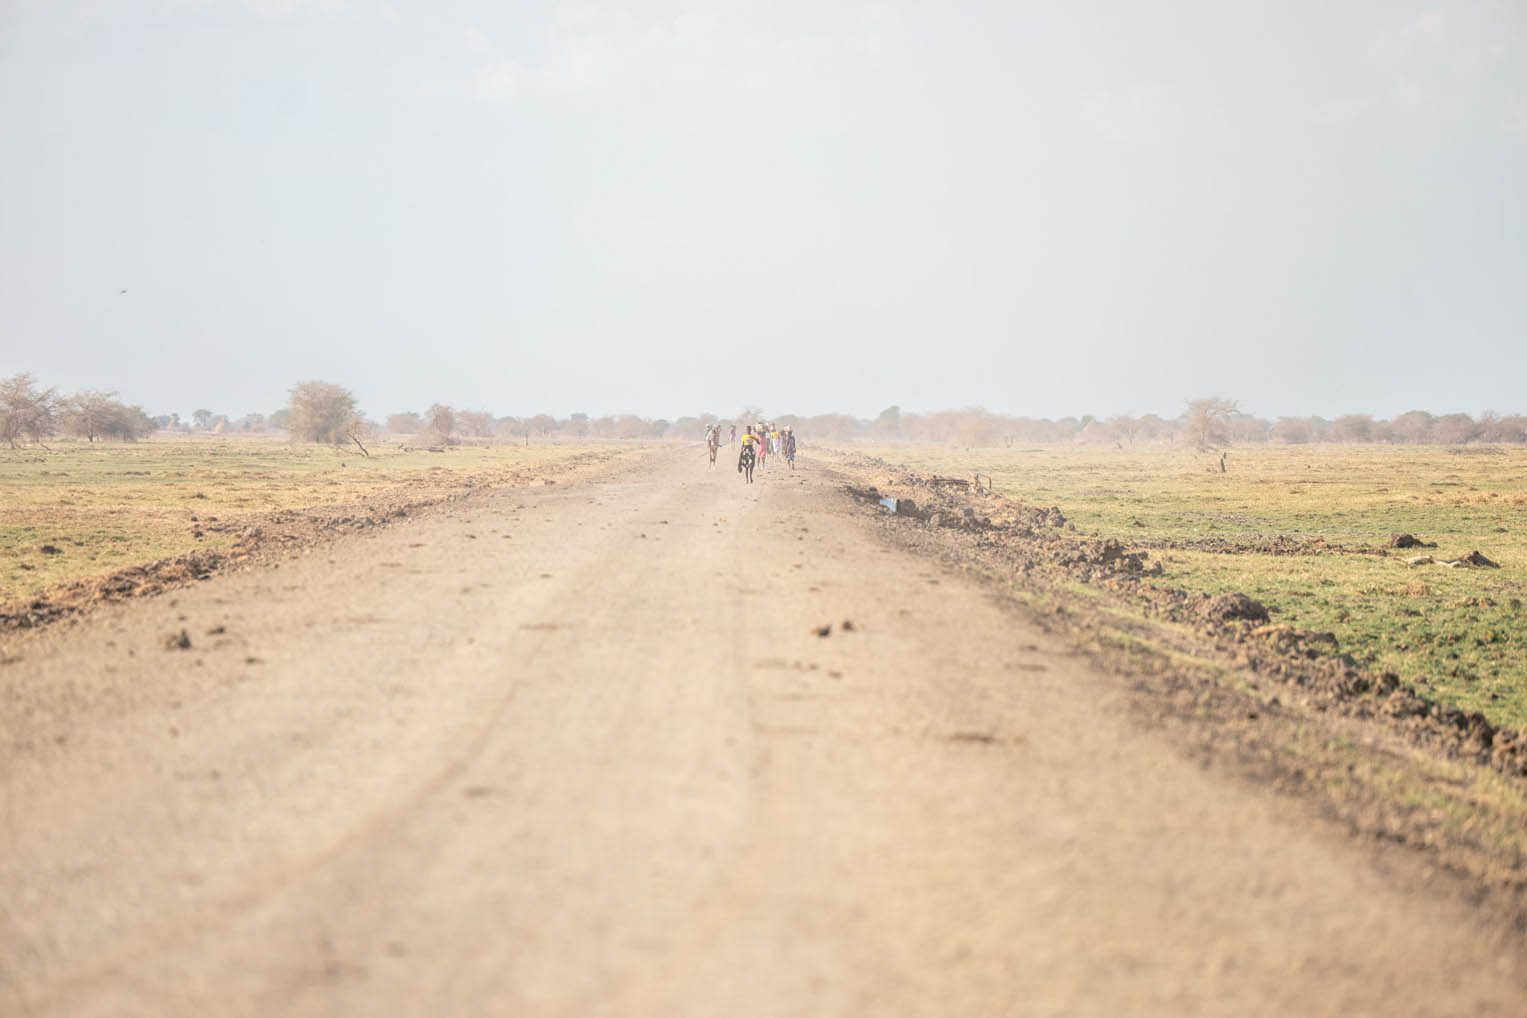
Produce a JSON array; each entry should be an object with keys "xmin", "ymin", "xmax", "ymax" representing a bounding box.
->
[
  {"xmin": 927, "ymin": 506, "xmax": 992, "ymax": 531},
  {"xmin": 1197, "ymin": 593, "xmax": 1271, "ymax": 624},
  {"xmin": 1250, "ymin": 625, "xmax": 1339, "ymax": 655},
  {"xmin": 4, "ymin": 551, "xmax": 229, "ymax": 630},
  {"xmin": 1453, "ymin": 550, "xmax": 1499, "ymax": 568},
  {"xmin": 1050, "ymin": 538, "xmax": 1156, "ymax": 580},
  {"xmin": 1389, "ymin": 533, "xmax": 1437, "ymax": 549},
  {"xmin": 833, "ymin": 450, "xmax": 1527, "ymax": 784}
]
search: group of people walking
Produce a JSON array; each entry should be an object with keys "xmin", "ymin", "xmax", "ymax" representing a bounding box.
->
[{"xmin": 704, "ymin": 421, "xmax": 796, "ymax": 483}]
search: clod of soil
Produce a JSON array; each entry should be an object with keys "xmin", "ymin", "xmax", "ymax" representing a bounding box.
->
[
  {"xmin": 1251, "ymin": 625, "xmax": 1338, "ymax": 655},
  {"xmin": 1389, "ymin": 533, "xmax": 1437, "ymax": 549},
  {"xmin": 1197, "ymin": 592, "xmax": 1271, "ymax": 624},
  {"xmin": 39, "ymin": 545, "xmax": 62, "ymax": 555},
  {"xmin": 163, "ymin": 629, "xmax": 192, "ymax": 650},
  {"xmin": 814, "ymin": 624, "xmax": 832, "ymax": 637},
  {"xmin": 1036, "ymin": 506, "xmax": 1067, "ymax": 528},
  {"xmin": 1453, "ymin": 550, "xmax": 1499, "ymax": 569},
  {"xmin": 841, "ymin": 619, "xmax": 856, "ymax": 632}
]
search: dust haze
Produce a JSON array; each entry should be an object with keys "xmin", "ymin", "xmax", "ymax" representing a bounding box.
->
[
  {"xmin": 4, "ymin": 4, "xmax": 1527, "ymax": 1017},
  {"xmin": 3, "ymin": 1, "xmax": 1525, "ymax": 418}
]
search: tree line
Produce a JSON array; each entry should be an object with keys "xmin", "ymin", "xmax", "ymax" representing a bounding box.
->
[
  {"xmin": 3, "ymin": 373, "xmax": 1524, "ymax": 450},
  {"xmin": 819, "ymin": 402, "xmax": 1527, "ymax": 448},
  {"xmin": 0, "ymin": 374, "xmax": 155, "ymax": 447}
]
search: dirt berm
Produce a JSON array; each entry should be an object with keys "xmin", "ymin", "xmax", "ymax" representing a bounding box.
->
[{"xmin": 828, "ymin": 450, "xmax": 1527, "ymax": 910}]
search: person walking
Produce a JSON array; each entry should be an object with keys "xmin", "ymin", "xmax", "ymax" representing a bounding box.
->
[{"xmin": 738, "ymin": 427, "xmax": 758, "ymax": 483}]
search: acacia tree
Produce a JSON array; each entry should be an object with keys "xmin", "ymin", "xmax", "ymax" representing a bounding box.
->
[
  {"xmin": 1478, "ymin": 410, "xmax": 1503, "ymax": 443},
  {"xmin": 61, "ymin": 390, "xmax": 154, "ymax": 441},
  {"xmin": 1183, "ymin": 397, "xmax": 1238, "ymax": 458},
  {"xmin": 457, "ymin": 410, "xmax": 494, "ymax": 439},
  {"xmin": 1109, "ymin": 415, "xmax": 1142, "ymax": 446},
  {"xmin": 422, "ymin": 404, "xmax": 455, "ymax": 445},
  {"xmin": 1433, "ymin": 413, "xmax": 1479, "ymax": 445},
  {"xmin": 286, "ymin": 380, "xmax": 369, "ymax": 455},
  {"xmin": 1332, "ymin": 414, "xmax": 1374, "ymax": 443},
  {"xmin": 0, "ymin": 373, "xmax": 59, "ymax": 448},
  {"xmin": 386, "ymin": 412, "xmax": 421, "ymax": 435}
]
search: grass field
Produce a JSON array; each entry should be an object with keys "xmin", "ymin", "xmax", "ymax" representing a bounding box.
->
[
  {"xmin": 850, "ymin": 443, "xmax": 1527, "ymax": 727},
  {"xmin": 1, "ymin": 436, "xmax": 625, "ymax": 604}
]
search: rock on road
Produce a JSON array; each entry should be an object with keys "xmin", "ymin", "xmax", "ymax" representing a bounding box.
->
[{"xmin": 1, "ymin": 446, "xmax": 1522, "ymax": 1016}]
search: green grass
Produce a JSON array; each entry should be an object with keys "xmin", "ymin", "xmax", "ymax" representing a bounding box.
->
[{"xmin": 850, "ymin": 443, "xmax": 1527, "ymax": 727}]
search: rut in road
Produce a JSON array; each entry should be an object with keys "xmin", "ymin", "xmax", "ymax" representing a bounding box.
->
[{"xmin": 1, "ymin": 446, "xmax": 1522, "ymax": 1017}]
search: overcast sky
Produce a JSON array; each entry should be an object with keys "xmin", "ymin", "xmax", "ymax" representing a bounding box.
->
[{"xmin": 2, "ymin": 0, "xmax": 1523, "ymax": 422}]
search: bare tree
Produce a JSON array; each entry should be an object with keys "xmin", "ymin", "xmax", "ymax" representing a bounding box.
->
[
  {"xmin": 1183, "ymin": 397, "xmax": 1238, "ymax": 457},
  {"xmin": 1331, "ymin": 414, "xmax": 1374, "ymax": 443},
  {"xmin": 1432, "ymin": 413, "xmax": 1479, "ymax": 445},
  {"xmin": 1109, "ymin": 415, "xmax": 1141, "ymax": 446},
  {"xmin": 61, "ymin": 390, "xmax": 154, "ymax": 441},
  {"xmin": 1477, "ymin": 410, "xmax": 1503, "ymax": 443},
  {"xmin": 457, "ymin": 410, "xmax": 495, "ymax": 439},
  {"xmin": 1387, "ymin": 411, "xmax": 1430, "ymax": 443},
  {"xmin": 0, "ymin": 373, "xmax": 59, "ymax": 448},
  {"xmin": 383, "ymin": 412, "xmax": 419, "ymax": 436},
  {"xmin": 1271, "ymin": 417, "xmax": 1313, "ymax": 444},
  {"xmin": 422, "ymin": 404, "xmax": 455, "ymax": 446},
  {"xmin": 286, "ymin": 380, "xmax": 369, "ymax": 455},
  {"xmin": 1498, "ymin": 415, "xmax": 1527, "ymax": 444}
]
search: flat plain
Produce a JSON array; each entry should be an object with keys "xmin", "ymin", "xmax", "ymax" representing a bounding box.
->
[{"xmin": 0, "ymin": 436, "xmax": 632, "ymax": 608}]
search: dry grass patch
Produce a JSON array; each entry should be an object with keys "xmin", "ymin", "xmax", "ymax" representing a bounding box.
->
[{"xmin": 1, "ymin": 436, "xmax": 634, "ymax": 605}]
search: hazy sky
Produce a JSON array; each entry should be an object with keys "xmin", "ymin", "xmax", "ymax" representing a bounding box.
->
[{"xmin": 2, "ymin": 0, "xmax": 1524, "ymax": 422}]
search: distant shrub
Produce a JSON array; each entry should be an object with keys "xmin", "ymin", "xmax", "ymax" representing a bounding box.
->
[{"xmin": 285, "ymin": 381, "xmax": 364, "ymax": 450}]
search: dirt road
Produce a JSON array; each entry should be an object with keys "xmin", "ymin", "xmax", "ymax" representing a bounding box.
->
[{"xmin": 2, "ymin": 446, "xmax": 1522, "ymax": 1016}]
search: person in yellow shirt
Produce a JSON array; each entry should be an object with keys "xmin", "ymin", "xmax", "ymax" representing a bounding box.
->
[{"xmin": 738, "ymin": 427, "xmax": 758, "ymax": 483}]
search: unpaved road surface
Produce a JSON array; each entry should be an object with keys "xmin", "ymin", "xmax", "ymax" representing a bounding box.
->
[{"xmin": 2, "ymin": 446, "xmax": 1523, "ymax": 1016}]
